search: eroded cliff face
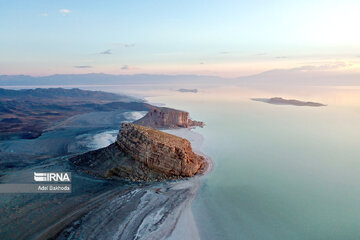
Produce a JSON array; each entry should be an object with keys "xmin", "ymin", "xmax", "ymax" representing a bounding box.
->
[
  {"xmin": 117, "ymin": 123, "xmax": 205, "ymax": 177},
  {"xmin": 134, "ymin": 106, "xmax": 204, "ymax": 129},
  {"xmin": 70, "ymin": 123, "xmax": 206, "ymax": 181}
]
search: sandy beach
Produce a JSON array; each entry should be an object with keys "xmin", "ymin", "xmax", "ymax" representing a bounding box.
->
[{"xmin": 164, "ymin": 128, "xmax": 213, "ymax": 240}]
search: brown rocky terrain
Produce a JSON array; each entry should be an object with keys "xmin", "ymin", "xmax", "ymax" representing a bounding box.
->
[
  {"xmin": 134, "ymin": 106, "xmax": 204, "ymax": 129},
  {"xmin": 70, "ymin": 123, "xmax": 206, "ymax": 181},
  {"xmin": 0, "ymin": 88, "xmax": 148, "ymax": 140}
]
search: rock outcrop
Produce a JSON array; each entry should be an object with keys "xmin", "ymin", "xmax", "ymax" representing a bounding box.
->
[
  {"xmin": 70, "ymin": 143, "xmax": 173, "ymax": 181},
  {"xmin": 70, "ymin": 123, "xmax": 206, "ymax": 181},
  {"xmin": 134, "ymin": 106, "xmax": 204, "ymax": 129},
  {"xmin": 117, "ymin": 123, "xmax": 205, "ymax": 177}
]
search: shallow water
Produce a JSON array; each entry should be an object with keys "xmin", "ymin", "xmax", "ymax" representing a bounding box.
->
[{"xmin": 148, "ymin": 86, "xmax": 360, "ymax": 240}]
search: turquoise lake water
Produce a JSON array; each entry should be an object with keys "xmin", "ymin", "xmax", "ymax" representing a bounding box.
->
[{"xmin": 148, "ymin": 86, "xmax": 360, "ymax": 240}]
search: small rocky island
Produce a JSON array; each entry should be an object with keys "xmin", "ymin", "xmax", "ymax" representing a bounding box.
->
[
  {"xmin": 70, "ymin": 123, "xmax": 207, "ymax": 181},
  {"xmin": 177, "ymin": 88, "xmax": 198, "ymax": 93},
  {"xmin": 252, "ymin": 97, "xmax": 326, "ymax": 107}
]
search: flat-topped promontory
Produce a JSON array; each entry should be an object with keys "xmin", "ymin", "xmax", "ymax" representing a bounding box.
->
[
  {"xmin": 70, "ymin": 123, "xmax": 207, "ymax": 181},
  {"xmin": 134, "ymin": 106, "xmax": 204, "ymax": 129}
]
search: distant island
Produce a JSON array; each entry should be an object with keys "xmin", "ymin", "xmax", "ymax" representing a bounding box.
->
[
  {"xmin": 252, "ymin": 97, "xmax": 326, "ymax": 107},
  {"xmin": 177, "ymin": 88, "xmax": 198, "ymax": 93}
]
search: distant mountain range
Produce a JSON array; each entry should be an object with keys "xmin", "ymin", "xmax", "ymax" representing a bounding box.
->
[
  {"xmin": 0, "ymin": 71, "xmax": 359, "ymax": 87},
  {"xmin": 0, "ymin": 74, "xmax": 227, "ymax": 86},
  {"xmin": 239, "ymin": 69, "xmax": 360, "ymax": 86}
]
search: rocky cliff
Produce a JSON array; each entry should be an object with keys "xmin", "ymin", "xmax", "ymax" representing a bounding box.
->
[
  {"xmin": 70, "ymin": 123, "xmax": 206, "ymax": 181},
  {"xmin": 117, "ymin": 123, "xmax": 205, "ymax": 177},
  {"xmin": 134, "ymin": 106, "xmax": 204, "ymax": 129}
]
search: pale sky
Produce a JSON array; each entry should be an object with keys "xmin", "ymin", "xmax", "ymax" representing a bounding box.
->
[{"xmin": 1, "ymin": 0, "xmax": 360, "ymax": 77}]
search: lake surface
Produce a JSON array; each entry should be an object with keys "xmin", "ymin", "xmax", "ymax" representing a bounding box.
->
[{"xmin": 147, "ymin": 85, "xmax": 360, "ymax": 240}]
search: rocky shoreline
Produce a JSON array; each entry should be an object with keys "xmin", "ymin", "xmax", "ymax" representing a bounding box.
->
[
  {"xmin": 69, "ymin": 98, "xmax": 207, "ymax": 182},
  {"xmin": 65, "ymin": 127, "xmax": 210, "ymax": 240}
]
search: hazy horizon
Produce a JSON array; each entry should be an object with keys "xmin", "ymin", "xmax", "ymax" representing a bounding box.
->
[{"xmin": 1, "ymin": 66, "xmax": 360, "ymax": 88}]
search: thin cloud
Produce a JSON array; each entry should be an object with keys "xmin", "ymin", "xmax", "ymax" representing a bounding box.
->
[
  {"xmin": 219, "ymin": 51, "xmax": 230, "ymax": 55},
  {"xmin": 121, "ymin": 65, "xmax": 137, "ymax": 70},
  {"xmin": 73, "ymin": 65, "xmax": 92, "ymax": 69},
  {"xmin": 59, "ymin": 9, "xmax": 71, "ymax": 14},
  {"xmin": 40, "ymin": 13, "xmax": 48, "ymax": 17},
  {"xmin": 200, "ymin": 62, "xmax": 205, "ymax": 65},
  {"xmin": 259, "ymin": 62, "xmax": 350, "ymax": 76},
  {"xmin": 276, "ymin": 56, "xmax": 290, "ymax": 59},
  {"xmin": 293, "ymin": 62, "xmax": 348, "ymax": 71},
  {"xmin": 100, "ymin": 49, "xmax": 112, "ymax": 55}
]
